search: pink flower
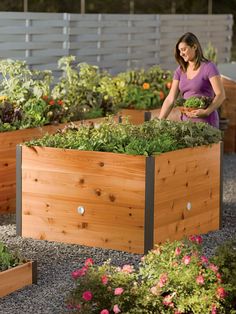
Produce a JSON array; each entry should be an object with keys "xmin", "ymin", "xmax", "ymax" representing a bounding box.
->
[
  {"xmin": 216, "ymin": 287, "xmax": 227, "ymax": 299},
  {"xmin": 84, "ymin": 258, "xmax": 94, "ymax": 267},
  {"xmin": 174, "ymin": 247, "xmax": 181, "ymax": 255},
  {"xmin": 114, "ymin": 287, "xmax": 124, "ymax": 295},
  {"xmin": 211, "ymin": 304, "xmax": 217, "ymax": 314},
  {"xmin": 121, "ymin": 264, "xmax": 134, "ymax": 273},
  {"xmin": 163, "ymin": 295, "xmax": 174, "ymax": 307},
  {"xmin": 82, "ymin": 291, "xmax": 93, "ymax": 301},
  {"xmin": 189, "ymin": 235, "xmax": 203, "ymax": 244},
  {"xmin": 100, "ymin": 310, "xmax": 109, "ymax": 314},
  {"xmin": 182, "ymin": 255, "xmax": 191, "ymax": 265},
  {"xmin": 195, "ymin": 235, "xmax": 203, "ymax": 244},
  {"xmin": 113, "ymin": 304, "xmax": 121, "ymax": 313},
  {"xmin": 76, "ymin": 304, "xmax": 81, "ymax": 310},
  {"xmin": 196, "ymin": 275, "xmax": 205, "ymax": 285},
  {"xmin": 209, "ymin": 263, "xmax": 218, "ymax": 273},
  {"xmin": 216, "ymin": 273, "xmax": 222, "ymax": 282},
  {"xmin": 157, "ymin": 273, "xmax": 168, "ymax": 288},
  {"xmin": 201, "ymin": 255, "xmax": 209, "ymax": 264},
  {"xmin": 71, "ymin": 266, "xmax": 87, "ymax": 279},
  {"xmin": 101, "ymin": 275, "xmax": 108, "ymax": 285}
]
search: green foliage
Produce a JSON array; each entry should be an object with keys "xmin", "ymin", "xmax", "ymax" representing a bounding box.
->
[
  {"xmin": 175, "ymin": 96, "xmax": 212, "ymax": 109},
  {"xmin": 204, "ymin": 42, "xmax": 218, "ymax": 64},
  {"xmin": 115, "ymin": 65, "xmax": 172, "ymax": 110},
  {"xmin": 210, "ymin": 238, "xmax": 236, "ymax": 312},
  {"xmin": 52, "ymin": 57, "xmax": 115, "ymax": 121},
  {"xmin": 66, "ymin": 237, "xmax": 232, "ymax": 313},
  {"xmin": 0, "ymin": 242, "xmax": 25, "ymax": 271},
  {"xmin": 25, "ymin": 118, "xmax": 222, "ymax": 156}
]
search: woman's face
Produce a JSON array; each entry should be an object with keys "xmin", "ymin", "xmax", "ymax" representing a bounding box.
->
[{"xmin": 178, "ymin": 42, "xmax": 196, "ymax": 62}]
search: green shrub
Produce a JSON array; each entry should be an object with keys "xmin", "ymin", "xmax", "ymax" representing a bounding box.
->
[
  {"xmin": 210, "ymin": 238, "xmax": 236, "ymax": 312},
  {"xmin": 66, "ymin": 236, "xmax": 231, "ymax": 313}
]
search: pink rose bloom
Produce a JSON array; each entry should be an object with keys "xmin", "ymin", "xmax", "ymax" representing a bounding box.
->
[
  {"xmin": 114, "ymin": 287, "xmax": 124, "ymax": 295},
  {"xmin": 101, "ymin": 275, "xmax": 108, "ymax": 285},
  {"xmin": 82, "ymin": 291, "xmax": 93, "ymax": 301},
  {"xmin": 163, "ymin": 295, "xmax": 174, "ymax": 307},
  {"xmin": 196, "ymin": 275, "xmax": 205, "ymax": 285},
  {"xmin": 182, "ymin": 255, "xmax": 191, "ymax": 265},
  {"xmin": 122, "ymin": 264, "xmax": 134, "ymax": 273},
  {"xmin": 174, "ymin": 247, "xmax": 181, "ymax": 255},
  {"xmin": 84, "ymin": 258, "xmax": 94, "ymax": 267},
  {"xmin": 211, "ymin": 304, "xmax": 217, "ymax": 314},
  {"xmin": 71, "ymin": 266, "xmax": 87, "ymax": 279},
  {"xmin": 113, "ymin": 304, "xmax": 121, "ymax": 313},
  {"xmin": 76, "ymin": 304, "xmax": 81, "ymax": 310},
  {"xmin": 157, "ymin": 273, "xmax": 168, "ymax": 288},
  {"xmin": 216, "ymin": 287, "xmax": 227, "ymax": 299},
  {"xmin": 201, "ymin": 255, "xmax": 209, "ymax": 264},
  {"xmin": 195, "ymin": 235, "xmax": 203, "ymax": 244},
  {"xmin": 100, "ymin": 310, "xmax": 109, "ymax": 314},
  {"xmin": 216, "ymin": 273, "xmax": 222, "ymax": 282},
  {"xmin": 209, "ymin": 263, "xmax": 219, "ymax": 273}
]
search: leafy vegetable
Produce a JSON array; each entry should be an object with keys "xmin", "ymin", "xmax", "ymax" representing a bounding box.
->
[{"xmin": 25, "ymin": 118, "xmax": 222, "ymax": 156}]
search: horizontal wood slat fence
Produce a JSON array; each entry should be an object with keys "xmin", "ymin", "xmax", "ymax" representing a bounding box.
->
[{"xmin": 0, "ymin": 12, "xmax": 233, "ymax": 75}]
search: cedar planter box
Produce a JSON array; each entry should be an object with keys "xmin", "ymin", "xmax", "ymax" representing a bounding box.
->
[
  {"xmin": 221, "ymin": 76, "xmax": 236, "ymax": 153},
  {"xmin": 0, "ymin": 117, "xmax": 106, "ymax": 214},
  {"xmin": 16, "ymin": 142, "xmax": 222, "ymax": 254},
  {"xmin": 119, "ymin": 107, "xmax": 181, "ymax": 124},
  {"xmin": 0, "ymin": 261, "xmax": 37, "ymax": 297}
]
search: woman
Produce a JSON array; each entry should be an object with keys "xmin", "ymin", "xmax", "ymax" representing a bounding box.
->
[{"xmin": 158, "ymin": 32, "xmax": 225, "ymax": 128}]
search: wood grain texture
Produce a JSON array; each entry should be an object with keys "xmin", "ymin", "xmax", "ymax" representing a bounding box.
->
[
  {"xmin": 0, "ymin": 261, "xmax": 35, "ymax": 297},
  {"xmin": 21, "ymin": 147, "xmax": 146, "ymax": 253},
  {"xmin": 153, "ymin": 143, "xmax": 221, "ymax": 245},
  {"xmin": 0, "ymin": 117, "xmax": 106, "ymax": 213},
  {"xmin": 221, "ymin": 76, "xmax": 236, "ymax": 152}
]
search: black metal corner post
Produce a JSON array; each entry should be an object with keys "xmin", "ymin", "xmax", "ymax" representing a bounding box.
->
[
  {"xmin": 144, "ymin": 111, "xmax": 151, "ymax": 121},
  {"xmin": 144, "ymin": 156, "xmax": 155, "ymax": 254},
  {"xmin": 16, "ymin": 145, "xmax": 22, "ymax": 236},
  {"xmin": 219, "ymin": 141, "xmax": 224, "ymax": 229}
]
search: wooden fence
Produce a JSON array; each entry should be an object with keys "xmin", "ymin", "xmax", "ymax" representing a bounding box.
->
[{"xmin": 0, "ymin": 12, "xmax": 233, "ymax": 75}]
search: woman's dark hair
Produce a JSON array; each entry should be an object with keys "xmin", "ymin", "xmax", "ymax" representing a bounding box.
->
[{"xmin": 175, "ymin": 32, "xmax": 208, "ymax": 72}]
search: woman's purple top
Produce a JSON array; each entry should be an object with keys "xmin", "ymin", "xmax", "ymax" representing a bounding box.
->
[{"xmin": 173, "ymin": 61, "xmax": 220, "ymax": 128}]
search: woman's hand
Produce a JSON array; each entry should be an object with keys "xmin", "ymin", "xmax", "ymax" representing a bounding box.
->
[{"xmin": 185, "ymin": 108, "xmax": 210, "ymax": 118}]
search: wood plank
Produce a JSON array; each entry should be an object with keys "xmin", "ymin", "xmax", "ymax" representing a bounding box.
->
[
  {"xmin": 153, "ymin": 143, "xmax": 221, "ymax": 244},
  {"xmin": 0, "ymin": 261, "xmax": 35, "ymax": 298},
  {"xmin": 21, "ymin": 147, "xmax": 146, "ymax": 253}
]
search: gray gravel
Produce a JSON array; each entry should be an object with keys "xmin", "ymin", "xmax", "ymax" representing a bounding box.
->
[{"xmin": 0, "ymin": 153, "xmax": 235, "ymax": 314}]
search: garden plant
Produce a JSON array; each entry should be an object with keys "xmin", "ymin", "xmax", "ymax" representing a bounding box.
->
[{"xmin": 65, "ymin": 236, "xmax": 235, "ymax": 313}]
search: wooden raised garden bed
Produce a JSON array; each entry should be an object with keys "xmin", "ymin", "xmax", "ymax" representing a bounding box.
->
[
  {"xmin": 221, "ymin": 75, "xmax": 236, "ymax": 153},
  {"xmin": 0, "ymin": 117, "xmax": 106, "ymax": 214},
  {"xmin": 119, "ymin": 107, "xmax": 181, "ymax": 124},
  {"xmin": 16, "ymin": 142, "xmax": 222, "ymax": 254},
  {"xmin": 0, "ymin": 261, "xmax": 37, "ymax": 297}
]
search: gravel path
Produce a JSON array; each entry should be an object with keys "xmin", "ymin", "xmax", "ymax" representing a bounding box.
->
[{"xmin": 0, "ymin": 153, "xmax": 235, "ymax": 314}]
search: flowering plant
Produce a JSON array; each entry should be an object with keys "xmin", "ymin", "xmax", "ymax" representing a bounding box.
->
[
  {"xmin": 135, "ymin": 236, "xmax": 229, "ymax": 313},
  {"xmin": 66, "ymin": 258, "xmax": 137, "ymax": 314},
  {"xmin": 115, "ymin": 66, "xmax": 172, "ymax": 110},
  {"xmin": 66, "ymin": 236, "xmax": 231, "ymax": 313}
]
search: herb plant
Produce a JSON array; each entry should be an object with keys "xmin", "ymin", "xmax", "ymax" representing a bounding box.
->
[{"xmin": 0, "ymin": 242, "xmax": 25, "ymax": 271}]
